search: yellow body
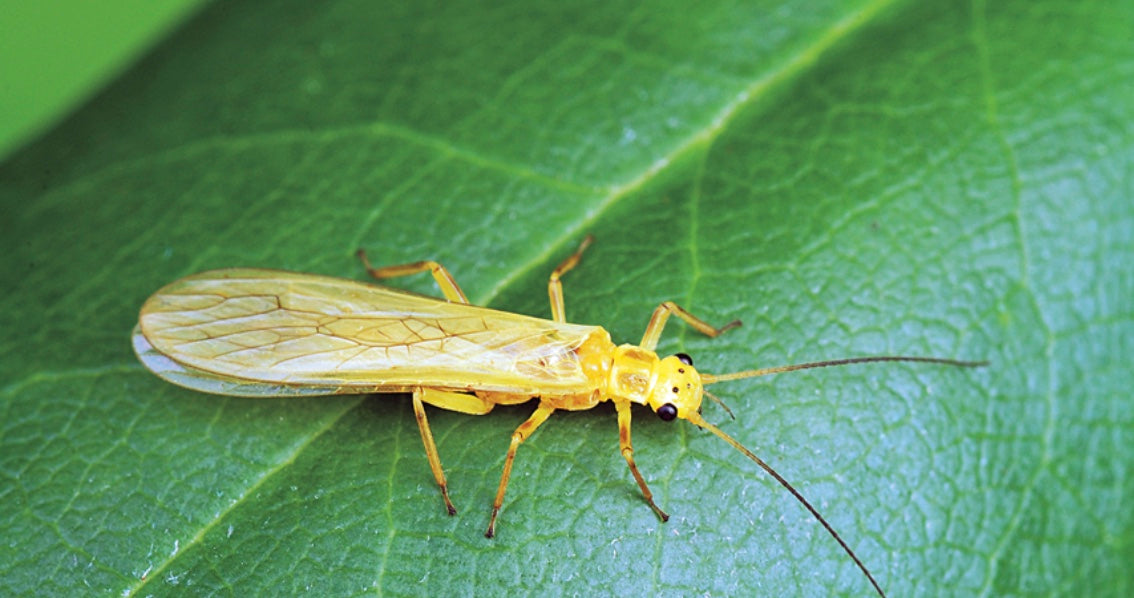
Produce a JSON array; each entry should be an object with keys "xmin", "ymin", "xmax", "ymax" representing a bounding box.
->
[
  {"xmin": 134, "ymin": 268, "xmax": 700, "ymax": 417},
  {"xmin": 132, "ymin": 238, "xmax": 726, "ymax": 539},
  {"xmin": 134, "ymin": 237, "xmax": 980, "ymax": 598}
]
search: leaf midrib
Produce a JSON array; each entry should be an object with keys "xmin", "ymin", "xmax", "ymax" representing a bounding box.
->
[{"xmin": 476, "ymin": 0, "xmax": 904, "ymax": 306}]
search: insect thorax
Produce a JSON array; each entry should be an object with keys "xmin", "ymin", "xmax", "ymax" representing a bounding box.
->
[{"xmin": 607, "ymin": 345, "xmax": 661, "ymax": 406}]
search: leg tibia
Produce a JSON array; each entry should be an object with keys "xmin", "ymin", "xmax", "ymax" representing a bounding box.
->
[
  {"xmin": 356, "ymin": 250, "xmax": 469, "ymax": 303},
  {"xmin": 547, "ymin": 235, "xmax": 593, "ymax": 323},
  {"xmin": 412, "ymin": 389, "xmax": 457, "ymax": 515},
  {"xmin": 639, "ymin": 301, "xmax": 742, "ymax": 351},
  {"xmin": 615, "ymin": 400, "xmax": 669, "ymax": 521},
  {"xmin": 485, "ymin": 402, "xmax": 556, "ymax": 538}
]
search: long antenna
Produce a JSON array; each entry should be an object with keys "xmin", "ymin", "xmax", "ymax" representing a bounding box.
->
[
  {"xmin": 702, "ymin": 355, "xmax": 987, "ymax": 385},
  {"xmin": 695, "ymin": 355, "xmax": 985, "ymax": 596},
  {"xmin": 686, "ymin": 412, "xmax": 887, "ymax": 597}
]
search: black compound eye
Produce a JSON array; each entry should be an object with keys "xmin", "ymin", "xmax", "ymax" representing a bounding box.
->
[
  {"xmin": 676, "ymin": 353, "xmax": 693, "ymax": 366},
  {"xmin": 657, "ymin": 403, "xmax": 678, "ymax": 421}
]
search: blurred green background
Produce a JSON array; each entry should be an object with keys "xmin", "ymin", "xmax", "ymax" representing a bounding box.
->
[{"xmin": 0, "ymin": 0, "xmax": 208, "ymax": 159}]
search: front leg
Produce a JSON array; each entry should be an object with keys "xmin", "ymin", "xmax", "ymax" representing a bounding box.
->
[
  {"xmin": 615, "ymin": 400, "xmax": 669, "ymax": 521},
  {"xmin": 639, "ymin": 301, "xmax": 741, "ymax": 351}
]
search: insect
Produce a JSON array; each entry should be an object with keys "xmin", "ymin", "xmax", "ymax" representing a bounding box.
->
[{"xmin": 133, "ymin": 236, "xmax": 983, "ymax": 597}]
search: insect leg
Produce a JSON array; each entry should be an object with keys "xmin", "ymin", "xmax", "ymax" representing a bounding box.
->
[
  {"xmin": 547, "ymin": 235, "xmax": 593, "ymax": 322},
  {"xmin": 485, "ymin": 401, "xmax": 556, "ymax": 538},
  {"xmin": 355, "ymin": 249, "xmax": 469, "ymax": 303},
  {"xmin": 412, "ymin": 389, "xmax": 458, "ymax": 515},
  {"xmin": 614, "ymin": 400, "xmax": 669, "ymax": 521},
  {"xmin": 639, "ymin": 301, "xmax": 742, "ymax": 351},
  {"xmin": 419, "ymin": 388, "xmax": 497, "ymax": 415}
]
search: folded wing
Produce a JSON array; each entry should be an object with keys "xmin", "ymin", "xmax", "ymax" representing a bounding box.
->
[{"xmin": 136, "ymin": 269, "xmax": 599, "ymax": 396}]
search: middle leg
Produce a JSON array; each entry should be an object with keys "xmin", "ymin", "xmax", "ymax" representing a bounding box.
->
[{"xmin": 485, "ymin": 401, "xmax": 556, "ymax": 538}]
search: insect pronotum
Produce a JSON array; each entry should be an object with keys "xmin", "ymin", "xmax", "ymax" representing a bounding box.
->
[{"xmin": 133, "ymin": 236, "xmax": 984, "ymax": 597}]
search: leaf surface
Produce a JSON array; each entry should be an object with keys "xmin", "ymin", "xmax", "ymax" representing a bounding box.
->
[{"xmin": 2, "ymin": 0, "xmax": 1131, "ymax": 595}]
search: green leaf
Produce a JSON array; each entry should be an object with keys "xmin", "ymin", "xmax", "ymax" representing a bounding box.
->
[{"xmin": 2, "ymin": 0, "xmax": 1131, "ymax": 595}]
